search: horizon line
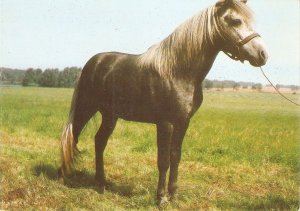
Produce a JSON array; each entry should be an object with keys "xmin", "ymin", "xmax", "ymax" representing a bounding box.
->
[{"xmin": 0, "ymin": 66, "xmax": 299, "ymax": 87}]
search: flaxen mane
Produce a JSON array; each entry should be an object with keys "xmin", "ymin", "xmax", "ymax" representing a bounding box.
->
[{"xmin": 138, "ymin": 1, "xmax": 254, "ymax": 79}]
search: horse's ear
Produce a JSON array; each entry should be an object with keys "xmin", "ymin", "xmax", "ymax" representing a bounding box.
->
[
  {"xmin": 215, "ymin": 0, "xmax": 231, "ymax": 14},
  {"xmin": 216, "ymin": 0, "xmax": 247, "ymax": 6},
  {"xmin": 215, "ymin": 0, "xmax": 231, "ymax": 8}
]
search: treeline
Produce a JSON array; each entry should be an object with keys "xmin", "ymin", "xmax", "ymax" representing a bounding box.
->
[
  {"xmin": 22, "ymin": 67, "xmax": 81, "ymax": 87},
  {"xmin": 0, "ymin": 67, "xmax": 81, "ymax": 88},
  {"xmin": 202, "ymin": 79, "xmax": 264, "ymax": 90},
  {"xmin": 0, "ymin": 68, "xmax": 25, "ymax": 85},
  {"xmin": 0, "ymin": 67, "xmax": 299, "ymax": 90},
  {"xmin": 202, "ymin": 79, "xmax": 300, "ymax": 91}
]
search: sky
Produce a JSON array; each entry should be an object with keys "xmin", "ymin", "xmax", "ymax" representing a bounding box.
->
[{"xmin": 0, "ymin": 0, "xmax": 299, "ymax": 85}]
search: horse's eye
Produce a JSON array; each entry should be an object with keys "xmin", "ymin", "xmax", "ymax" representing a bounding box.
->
[{"xmin": 231, "ymin": 19, "xmax": 242, "ymax": 26}]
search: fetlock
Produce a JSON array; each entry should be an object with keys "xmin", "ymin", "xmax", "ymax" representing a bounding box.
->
[{"xmin": 168, "ymin": 183, "xmax": 178, "ymax": 199}]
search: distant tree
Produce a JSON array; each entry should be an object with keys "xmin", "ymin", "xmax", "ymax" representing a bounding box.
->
[
  {"xmin": 0, "ymin": 68, "xmax": 25, "ymax": 85},
  {"xmin": 57, "ymin": 67, "xmax": 80, "ymax": 87},
  {"xmin": 220, "ymin": 83, "xmax": 224, "ymax": 90},
  {"xmin": 22, "ymin": 68, "xmax": 35, "ymax": 86},
  {"xmin": 252, "ymin": 83, "xmax": 262, "ymax": 91},
  {"xmin": 275, "ymin": 84, "xmax": 281, "ymax": 90},
  {"xmin": 22, "ymin": 68, "xmax": 43, "ymax": 86},
  {"xmin": 257, "ymin": 84, "xmax": 262, "ymax": 91},
  {"xmin": 242, "ymin": 85, "xmax": 248, "ymax": 89},
  {"xmin": 215, "ymin": 82, "xmax": 224, "ymax": 90},
  {"xmin": 290, "ymin": 85, "xmax": 300, "ymax": 91},
  {"xmin": 38, "ymin": 69, "xmax": 59, "ymax": 87},
  {"xmin": 35, "ymin": 69, "xmax": 42, "ymax": 82},
  {"xmin": 202, "ymin": 79, "xmax": 213, "ymax": 90},
  {"xmin": 233, "ymin": 82, "xmax": 241, "ymax": 90}
]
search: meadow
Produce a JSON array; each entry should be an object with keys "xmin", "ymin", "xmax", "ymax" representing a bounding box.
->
[{"xmin": 0, "ymin": 87, "xmax": 299, "ymax": 210}]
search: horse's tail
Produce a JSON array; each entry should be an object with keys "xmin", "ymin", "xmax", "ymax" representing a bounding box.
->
[
  {"xmin": 59, "ymin": 77, "xmax": 81, "ymax": 176},
  {"xmin": 60, "ymin": 123, "xmax": 75, "ymax": 175}
]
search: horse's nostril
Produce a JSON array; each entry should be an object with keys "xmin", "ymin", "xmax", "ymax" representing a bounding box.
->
[{"xmin": 260, "ymin": 50, "xmax": 267, "ymax": 60}]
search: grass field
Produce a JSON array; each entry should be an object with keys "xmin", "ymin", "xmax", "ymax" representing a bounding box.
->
[{"xmin": 0, "ymin": 87, "xmax": 299, "ymax": 210}]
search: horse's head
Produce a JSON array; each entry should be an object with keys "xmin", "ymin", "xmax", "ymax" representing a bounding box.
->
[{"xmin": 214, "ymin": 0, "xmax": 268, "ymax": 66}]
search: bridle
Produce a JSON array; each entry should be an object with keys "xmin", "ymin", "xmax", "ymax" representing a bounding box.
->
[
  {"xmin": 212, "ymin": 4, "xmax": 260, "ymax": 62},
  {"xmin": 224, "ymin": 32, "xmax": 300, "ymax": 106},
  {"xmin": 215, "ymin": 13, "xmax": 300, "ymax": 106},
  {"xmin": 223, "ymin": 32, "xmax": 260, "ymax": 62}
]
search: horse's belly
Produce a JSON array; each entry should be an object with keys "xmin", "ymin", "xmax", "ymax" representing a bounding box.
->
[{"xmin": 111, "ymin": 99, "xmax": 162, "ymax": 123}]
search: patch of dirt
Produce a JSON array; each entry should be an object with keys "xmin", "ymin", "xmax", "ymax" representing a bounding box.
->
[
  {"xmin": 0, "ymin": 156, "xmax": 12, "ymax": 172},
  {"xmin": 3, "ymin": 188, "xmax": 27, "ymax": 202}
]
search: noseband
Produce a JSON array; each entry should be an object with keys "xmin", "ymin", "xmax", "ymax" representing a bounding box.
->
[{"xmin": 224, "ymin": 32, "xmax": 260, "ymax": 62}]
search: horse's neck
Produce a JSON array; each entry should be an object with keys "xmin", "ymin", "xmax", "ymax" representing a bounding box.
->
[{"xmin": 181, "ymin": 43, "xmax": 219, "ymax": 83}]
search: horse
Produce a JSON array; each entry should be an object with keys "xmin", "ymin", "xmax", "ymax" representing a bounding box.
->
[{"xmin": 58, "ymin": 0, "xmax": 268, "ymax": 206}]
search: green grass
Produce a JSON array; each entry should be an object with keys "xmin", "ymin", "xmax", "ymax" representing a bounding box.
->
[{"xmin": 0, "ymin": 87, "xmax": 299, "ymax": 210}]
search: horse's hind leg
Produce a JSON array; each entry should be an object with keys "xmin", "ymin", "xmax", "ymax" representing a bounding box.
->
[
  {"xmin": 72, "ymin": 106, "xmax": 97, "ymax": 146},
  {"xmin": 95, "ymin": 113, "xmax": 117, "ymax": 192}
]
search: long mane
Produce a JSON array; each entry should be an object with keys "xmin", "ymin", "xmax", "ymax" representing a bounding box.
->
[{"xmin": 137, "ymin": 1, "xmax": 254, "ymax": 79}]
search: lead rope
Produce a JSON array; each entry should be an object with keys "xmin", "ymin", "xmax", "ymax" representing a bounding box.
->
[{"xmin": 259, "ymin": 67, "xmax": 300, "ymax": 106}]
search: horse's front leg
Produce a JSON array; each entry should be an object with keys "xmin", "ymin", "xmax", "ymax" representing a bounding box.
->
[
  {"xmin": 156, "ymin": 122, "xmax": 173, "ymax": 206},
  {"xmin": 168, "ymin": 121, "xmax": 189, "ymax": 200}
]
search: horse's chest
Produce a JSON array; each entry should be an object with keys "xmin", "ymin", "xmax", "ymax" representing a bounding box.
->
[{"xmin": 171, "ymin": 82, "xmax": 202, "ymax": 119}]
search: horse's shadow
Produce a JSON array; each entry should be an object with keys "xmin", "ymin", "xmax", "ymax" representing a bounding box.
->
[{"xmin": 33, "ymin": 163, "xmax": 134, "ymax": 197}]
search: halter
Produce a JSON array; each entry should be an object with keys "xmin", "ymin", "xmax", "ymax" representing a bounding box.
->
[{"xmin": 224, "ymin": 32, "xmax": 260, "ymax": 62}]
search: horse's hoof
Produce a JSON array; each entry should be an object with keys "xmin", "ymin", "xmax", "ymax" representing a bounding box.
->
[
  {"xmin": 57, "ymin": 167, "xmax": 65, "ymax": 184},
  {"xmin": 157, "ymin": 196, "xmax": 169, "ymax": 209},
  {"xmin": 98, "ymin": 185, "xmax": 105, "ymax": 194},
  {"xmin": 95, "ymin": 182, "xmax": 106, "ymax": 194},
  {"xmin": 57, "ymin": 167, "xmax": 63, "ymax": 178},
  {"xmin": 58, "ymin": 177, "xmax": 65, "ymax": 185},
  {"xmin": 169, "ymin": 193, "xmax": 178, "ymax": 202}
]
